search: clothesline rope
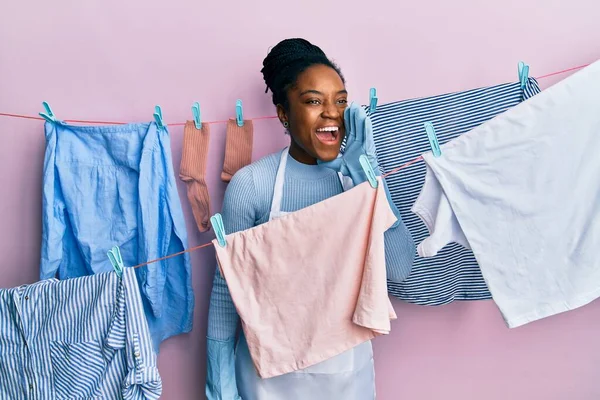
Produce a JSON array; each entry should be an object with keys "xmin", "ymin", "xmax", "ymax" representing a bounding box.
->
[
  {"xmin": 2, "ymin": 61, "xmax": 591, "ymax": 270},
  {"xmin": 127, "ymin": 154, "xmax": 427, "ymax": 269},
  {"xmin": 0, "ymin": 63, "xmax": 589, "ymax": 126}
]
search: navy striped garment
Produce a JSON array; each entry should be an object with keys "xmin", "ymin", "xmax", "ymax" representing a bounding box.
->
[
  {"xmin": 0, "ymin": 268, "xmax": 161, "ymax": 399},
  {"xmin": 370, "ymin": 78, "xmax": 541, "ymax": 305}
]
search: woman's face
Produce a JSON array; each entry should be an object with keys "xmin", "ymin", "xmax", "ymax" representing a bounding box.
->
[{"xmin": 278, "ymin": 64, "xmax": 348, "ymax": 164}]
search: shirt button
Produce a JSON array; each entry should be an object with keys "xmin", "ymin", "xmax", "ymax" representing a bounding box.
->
[
  {"xmin": 29, "ymin": 383, "xmax": 33, "ymax": 390},
  {"xmin": 24, "ymin": 296, "xmax": 29, "ymax": 300},
  {"xmin": 134, "ymin": 352, "xmax": 141, "ymax": 358}
]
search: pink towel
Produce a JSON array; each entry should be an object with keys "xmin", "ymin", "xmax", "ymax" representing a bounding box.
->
[{"xmin": 213, "ymin": 177, "xmax": 397, "ymax": 379}]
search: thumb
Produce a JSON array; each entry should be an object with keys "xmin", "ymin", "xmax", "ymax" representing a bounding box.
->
[{"xmin": 318, "ymin": 156, "xmax": 343, "ymax": 171}]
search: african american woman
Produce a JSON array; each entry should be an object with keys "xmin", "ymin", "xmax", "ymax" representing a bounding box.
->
[{"xmin": 206, "ymin": 38, "xmax": 415, "ymax": 400}]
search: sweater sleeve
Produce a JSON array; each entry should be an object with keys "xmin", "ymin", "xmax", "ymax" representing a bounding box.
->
[
  {"xmin": 381, "ymin": 178, "xmax": 417, "ymax": 283},
  {"xmin": 206, "ymin": 166, "xmax": 257, "ymax": 400}
]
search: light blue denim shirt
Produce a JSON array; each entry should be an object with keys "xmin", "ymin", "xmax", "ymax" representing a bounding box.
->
[{"xmin": 41, "ymin": 121, "xmax": 194, "ymax": 350}]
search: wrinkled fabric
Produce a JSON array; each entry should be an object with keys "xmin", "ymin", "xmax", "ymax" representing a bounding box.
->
[
  {"xmin": 206, "ymin": 338, "xmax": 242, "ymax": 400},
  {"xmin": 413, "ymin": 60, "xmax": 600, "ymax": 328},
  {"xmin": 0, "ymin": 268, "xmax": 161, "ymax": 400},
  {"xmin": 40, "ymin": 121, "xmax": 193, "ymax": 349},
  {"xmin": 214, "ymin": 175, "xmax": 397, "ymax": 379},
  {"xmin": 370, "ymin": 78, "xmax": 541, "ymax": 305}
]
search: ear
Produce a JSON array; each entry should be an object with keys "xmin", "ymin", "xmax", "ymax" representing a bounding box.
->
[{"xmin": 276, "ymin": 104, "xmax": 288, "ymax": 126}]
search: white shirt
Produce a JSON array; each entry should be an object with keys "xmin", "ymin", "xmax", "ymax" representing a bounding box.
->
[{"xmin": 412, "ymin": 59, "xmax": 600, "ymax": 328}]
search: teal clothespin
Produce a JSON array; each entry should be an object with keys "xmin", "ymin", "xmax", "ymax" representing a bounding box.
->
[
  {"xmin": 518, "ymin": 61, "xmax": 530, "ymax": 89},
  {"xmin": 424, "ymin": 122, "xmax": 441, "ymax": 158},
  {"xmin": 210, "ymin": 213, "xmax": 227, "ymax": 247},
  {"xmin": 359, "ymin": 154, "xmax": 378, "ymax": 188},
  {"xmin": 153, "ymin": 105, "xmax": 165, "ymax": 129},
  {"xmin": 191, "ymin": 102, "xmax": 202, "ymax": 129},
  {"xmin": 235, "ymin": 100, "xmax": 244, "ymax": 127},
  {"xmin": 369, "ymin": 88, "xmax": 378, "ymax": 113},
  {"xmin": 39, "ymin": 101, "xmax": 56, "ymax": 123},
  {"xmin": 107, "ymin": 245, "xmax": 124, "ymax": 278}
]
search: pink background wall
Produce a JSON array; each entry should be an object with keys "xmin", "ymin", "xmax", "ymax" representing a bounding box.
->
[{"xmin": 1, "ymin": 1, "xmax": 599, "ymax": 399}]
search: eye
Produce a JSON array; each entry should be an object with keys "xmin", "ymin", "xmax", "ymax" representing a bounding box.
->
[
  {"xmin": 337, "ymin": 98, "xmax": 348, "ymax": 105},
  {"xmin": 306, "ymin": 99, "xmax": 321, "ymax": 105}
]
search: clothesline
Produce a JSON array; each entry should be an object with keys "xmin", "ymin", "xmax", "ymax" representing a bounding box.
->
[
  {"xmin": 0, "ymin": 63, "xmax": 589, "ymax": 127},
  {"xmin": 128, "ymin": 155, "xmax": 426, "ymax": 269},
  {"xmin": 2, "ymin": 61, "xmax": 590, "ymax": 271}
]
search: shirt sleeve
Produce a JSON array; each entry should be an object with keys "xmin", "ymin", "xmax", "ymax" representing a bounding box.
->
[
  {"xmin": 380, "ymin": 178, "xmax": 417, "ymax": 283},
  {"xmin": 40, "ymin": 122, "xmax": 67, "ymax": 280},
  {"xmin": 119, "ymin": 268, "xmax": 162, "ymax": 400},
  {"xmin": 206, "ymin": 166, "xmax": 258, "ymax": 399}
]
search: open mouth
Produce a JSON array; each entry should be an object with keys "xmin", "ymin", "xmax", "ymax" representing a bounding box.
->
[{"xmin": 315, "ymin": 126, "xmax": 340, "ymax": 144}]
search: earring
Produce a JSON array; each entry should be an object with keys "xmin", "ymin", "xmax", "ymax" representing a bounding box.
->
[{"xmin": 283, "ymin": 121, "xmax": 289, "ymax": 128}]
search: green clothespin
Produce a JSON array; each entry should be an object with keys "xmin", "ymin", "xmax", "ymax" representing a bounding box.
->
[
  {"xmin": 518, "ymin": 61, "xmax": 530, "ymax": 89},
  {"xmin": 107, "ymin": 245, "xmax": 124, "ymax": 277},
  {"xmin": 153, "ymin": 105, "xmax": 166, "ymax": 130},
  {"xmin": 424, "ymin": 122, "xmax": 442, "ymax": 158},
  {"xmin": 359, "ymin": 154, "xmax": 378, "ymax": 188},
  {"xmin": 39, "ymin": 101, "xmax": 56, "ymax": 123},
  {"xmin": 210, "ymin": 213, "xmax": 227, "ymax": 247}
]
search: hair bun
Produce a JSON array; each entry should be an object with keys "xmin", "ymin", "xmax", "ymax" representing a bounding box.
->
[
  {"xmin": 261, "ymin": 38, "xmax": 328, "ymax": 93},
  {"xmin": 260, "ymin": 38, "xmax": 344, "ymax": 108}
]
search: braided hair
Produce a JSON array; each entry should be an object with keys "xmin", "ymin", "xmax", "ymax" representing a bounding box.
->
[{"xmin": 261, "ymin": 38, "xmax": 345, "ymax": 110}]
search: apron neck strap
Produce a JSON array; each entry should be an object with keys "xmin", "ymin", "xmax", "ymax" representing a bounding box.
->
[
  {"xmin": 269, "ymin": 147, "xmax": 289, "ymax": 217},
  {"xmin": 269, "ymin": 147, "xmax": 352, "ymax": 218}
]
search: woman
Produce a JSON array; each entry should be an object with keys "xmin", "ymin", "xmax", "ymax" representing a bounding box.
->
[{"xmin": 206, "ymin": 38, "xmax": 415, "ymax": 400}]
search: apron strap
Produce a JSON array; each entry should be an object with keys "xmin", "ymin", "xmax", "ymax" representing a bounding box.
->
[
  {"xmin": 269, "ymin": 147, "xmax": 289, "ymax": 217},
  {"xmin": 269, "ymin": 147, "xmax": 353, "ymax": 217}
]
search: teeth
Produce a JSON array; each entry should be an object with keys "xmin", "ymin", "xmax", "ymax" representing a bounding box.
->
[{"xmin": 317, "ymin": 127, "xmax": 339, "ymax": 132}]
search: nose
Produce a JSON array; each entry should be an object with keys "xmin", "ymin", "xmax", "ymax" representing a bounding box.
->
[{"xmin": 321, "ymin": 101, "xmax": 341, "ymax": 119}]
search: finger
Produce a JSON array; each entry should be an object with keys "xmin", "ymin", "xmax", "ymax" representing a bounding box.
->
[
  {"xmin": 344, "ymin": 105, "xmax": 357, "ymax": 143},
  {"xmin": 364, "ymin": 116, "xmax": 376, "ymax": 154}
]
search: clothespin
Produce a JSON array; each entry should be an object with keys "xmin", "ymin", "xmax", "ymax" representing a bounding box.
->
[
  {"xmin": 191, "ymin": 102, "xmax": 202, "ymax": 129},
  {"xmin": 518, "ymin": 61, "xmax": 530, "ymax": 89},
  {"xmin": 359, "ymin": 154, "xmax": 378, "ymax": 188},
  {"xmin": 153, "ymin": 105, "xmax": 166, "ymax": 129},
  {"xmin": 107, "ymin": 245, "xmax": 124, "ymax": 278},
  {"xmin": 424, "ymin": 122, "xmax": 442, "ymax": 158},
  {"xmin": 39, "ymin": 101, "xmax": 56, "ymax": 123},
  {"xmin": 369, "ymin": 88, "xmax": 378, "ymax": 113},
  {"xmin": 210, "ymin": 214, "xmax": 227, "ymax": 247},
  {"xmin": 235, "ymin": 100, "xmax": 244, "ymax": 127}
]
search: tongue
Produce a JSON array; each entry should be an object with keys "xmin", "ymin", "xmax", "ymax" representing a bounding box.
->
[{"xmin": 316, "ymin": 131, "xmax": 335, "ymax": 141}]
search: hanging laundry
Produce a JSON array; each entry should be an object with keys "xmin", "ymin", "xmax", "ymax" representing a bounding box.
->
[
  {"xmin": 40, "ymin": 121, "xmax": 193, "ymax": 350},
  {"xmin": 180, "ymin": 120, "xmax": 212, "ymax": 232},
  {"xmin": 213, "ymin": 176, "xmax": 397, "ymax": 379},
  {"xmin": 412, "ymin": 60, "xmax": 600, "ymax": 328},
  {"xmin": 221, "ymin": 118, "xmax": 253, "ymax": 182},
  {"xmin": 0, "ymin": 268, "xmax": 161, "ymax": 400},
  {"xmin": 370, "ymin": 78, "xmax": 541, "ymax": 305}
]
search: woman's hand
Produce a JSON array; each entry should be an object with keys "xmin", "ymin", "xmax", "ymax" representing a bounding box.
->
[
  {"xmin": 318, "ymin": 102, "xmax": 380, "ymax": 185},
  {"xmin": 320, "ymin": 102, "xmax": 406, "ymax": 229}
]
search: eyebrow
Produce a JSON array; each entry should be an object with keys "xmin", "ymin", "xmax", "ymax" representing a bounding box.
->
[{"xmin": 299, "ymin": 89, "xmax": 348, "ymax": 96}]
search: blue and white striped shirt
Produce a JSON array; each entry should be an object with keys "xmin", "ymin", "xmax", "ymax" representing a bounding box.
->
[
  {"xmin": 0, "ymin": 267, "xmax": 161, "ymax": 400},
  {"xmin": 370, "ymin": 78, "xmax": 541, "ymax": 305}
]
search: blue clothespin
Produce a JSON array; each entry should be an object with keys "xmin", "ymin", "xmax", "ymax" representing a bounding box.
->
[
  {"xmin": 107, "ymin": 245, "xmax": 124, "ymax": 278},
  {"xmin": 39, "ymin": 101, "xmax": 56, "ymax": 123},
  {"xmin": 518, "ymin": 61, "xmax": 529, "ymax": 89},
  {"xmin": 359, "ymin": 154, "xmax": 378, "ymax": 188},
  {"xmin": 191, "ymin": 102, "xmax": 202, "ymax": 129},
  {"xmin": 153, "ymin": 105, "xmax": 165, "ymax": 129},
  {"xmin": 210, "ymin": 214, "xmax": 227, "ymax": 247},
  {"xmin": 235, "ymin": 100, "xmax": 244, "ymax": 127},
  {"xmin": 369, "ymin": 88, "xmax": 378, "ymax": 113},
  {"xmin": 424, "ymin": 122, "xmax": 442, "ymax": 158}
]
